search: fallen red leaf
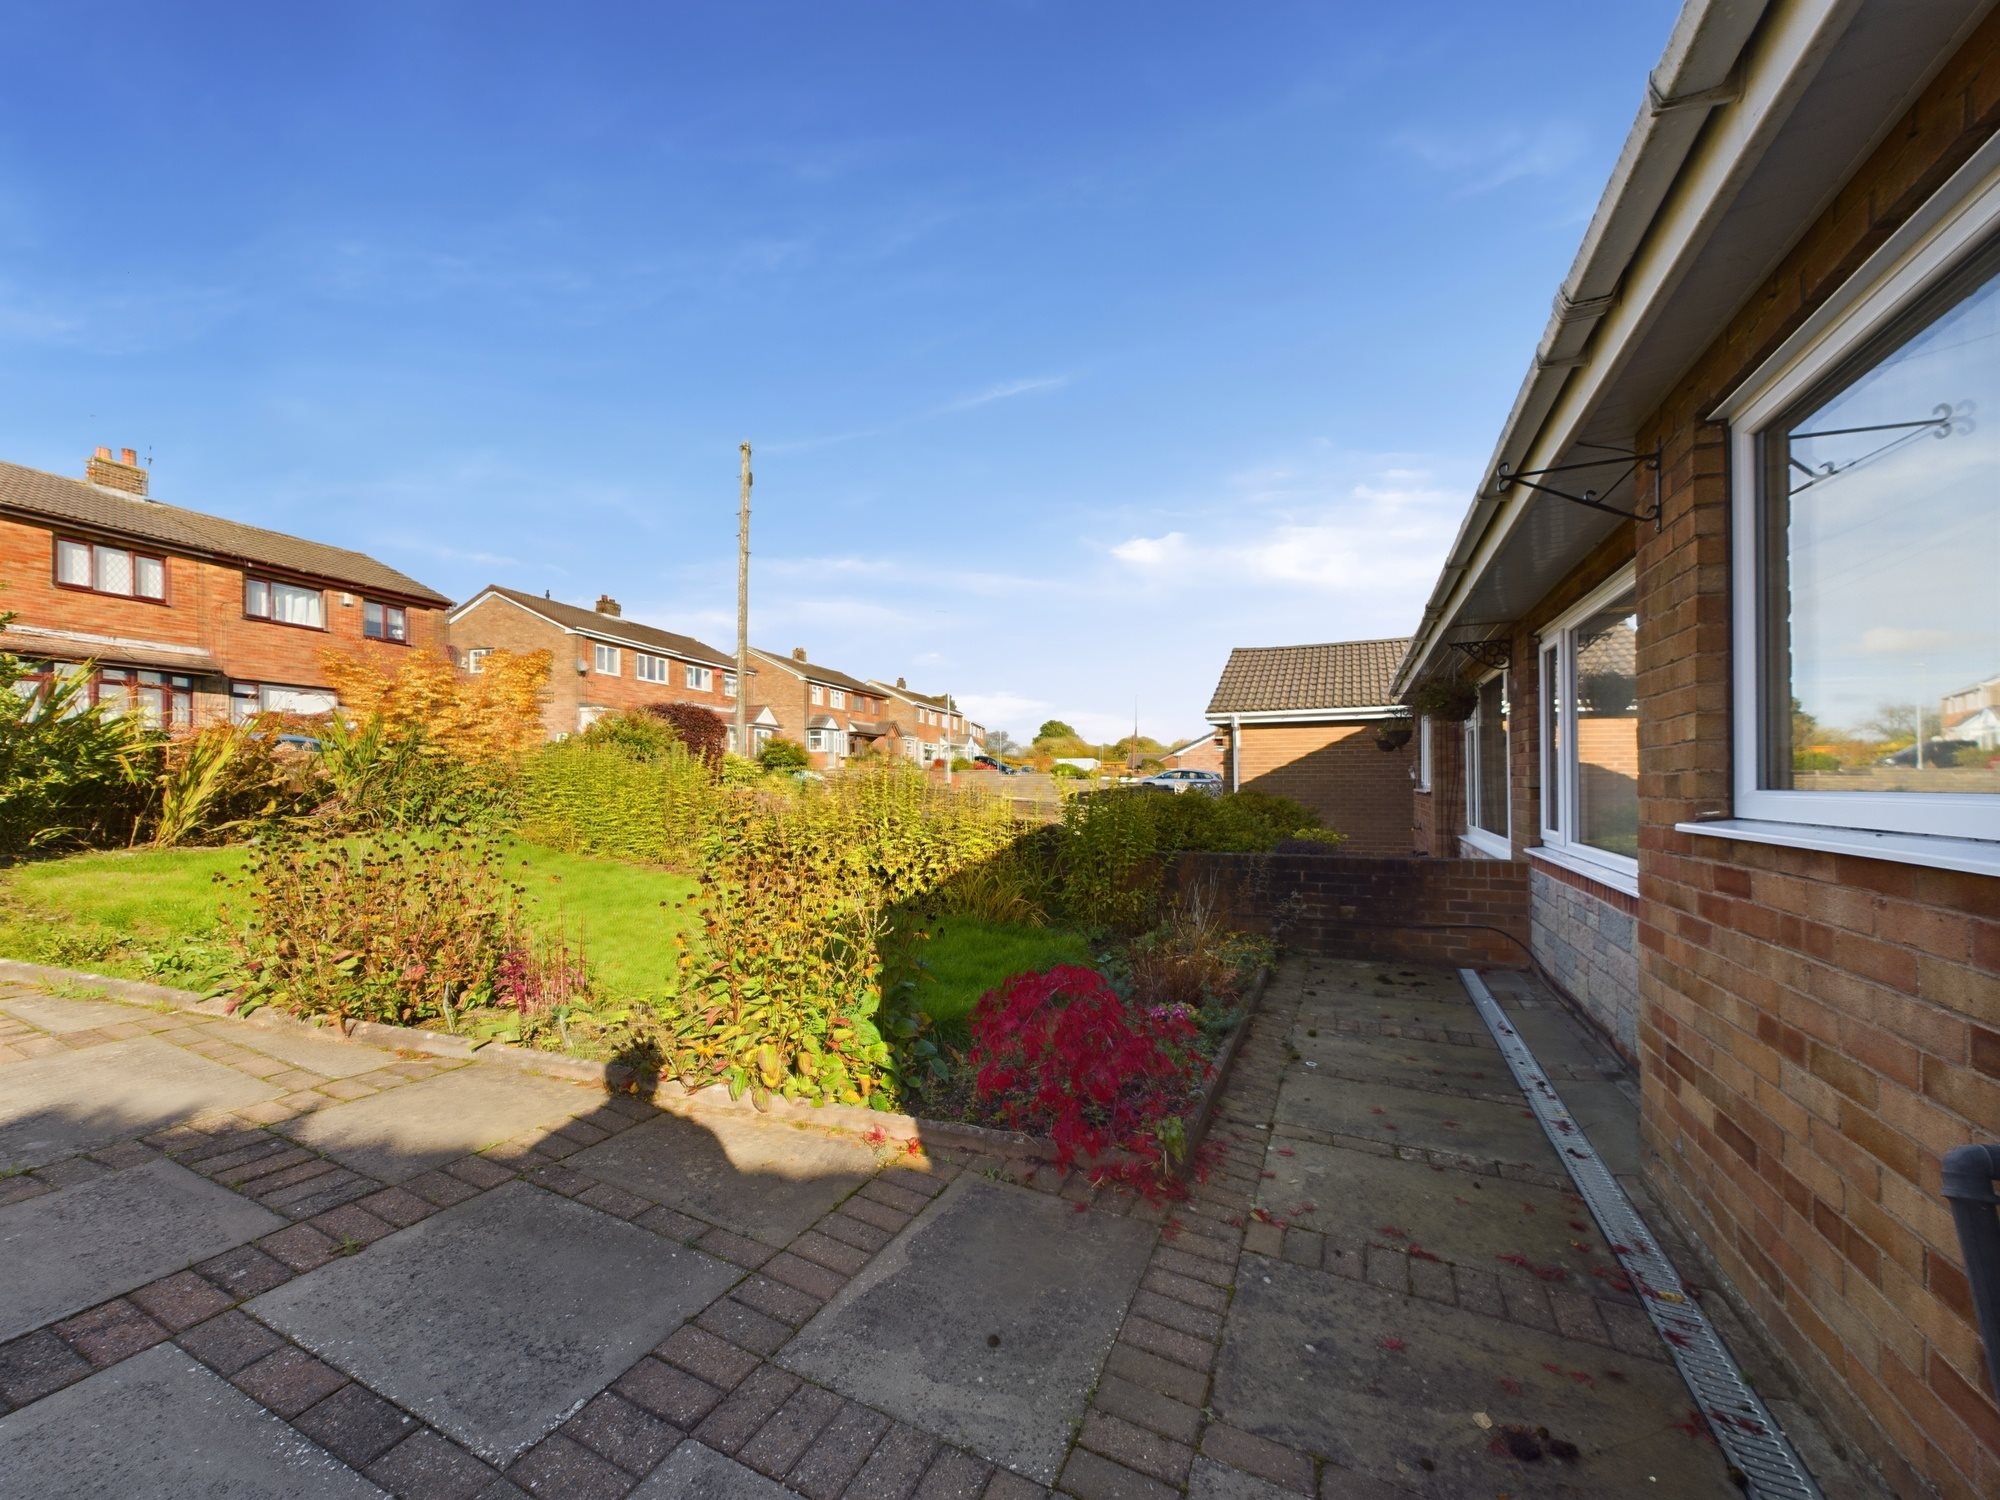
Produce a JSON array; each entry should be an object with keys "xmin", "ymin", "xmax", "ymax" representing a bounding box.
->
[{"xmin": 1380, "ymin": 1336, "xmax": 1406, "ymax": 1352}]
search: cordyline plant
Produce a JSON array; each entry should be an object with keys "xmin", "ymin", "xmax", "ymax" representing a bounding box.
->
[{"xmin": 969, "ymin": 964, "xmax": 1207, "ymax": 1199}]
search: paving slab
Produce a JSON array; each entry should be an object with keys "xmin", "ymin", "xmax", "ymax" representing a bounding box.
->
[
  {"xmin": 1495, "ymin": 1001, "xmax": 1622, "ymax": 1077},
  {"xmin": 1549, "ymin": 1081, "xmax": 1644, "ymax": 1179},
  {"xmin": 779, "ymin": 1175, "xmax": 1155, "ymax": 1484},
  {"xmin": 1274, "ymin": 1073, "xmax": 1552, "ymax": 1166},
  {"xmin": 1186, "ymin": 1455, "xmax": 1300, "ymax": 1499},
  {"xmin": 1290, "ymin": 1030, "xmax": 1512, "ymax": 1102},
  {"xmin": 250, "ymin": 1181, "xmax": 738, "ymax": 1463},
  {"xmin": 226, "ymin": 1022, "xmax": 393, "ymax": 1080},
  {"xmin": 1, "ymin": 1158, "xmax": 287, "ymax": 1341},
  {"xmin": 1297, "ymin": 988, "xmax": 1486, "ymax": 1032},
  {"xmin": 1303, "ymin": 962, "xmax": 1471, "ymax": 1004},
  {"xmin": 0, "ymin": 1036, "xmax": 283, "ymax": 1170},
  {"xmin": 0, "ymin": 1342, "xmax": 383, "ymax": 1497},
  {"xmin": 0, "ymin": 992, "xmax": 156, "ymax": 1035},
  {"xmin": 1213, "ymin": 1255, "xmax": 1728, "ymax": 1496},
  {"xmin": 274, "ymin": 1065, "xmax": 593, "ymax": 1182},
  {"xmin": 632, "ymin": 1438, "xmax": 795, "ymax": 1497},
  {"xmin": 568, "ymin": 1109, "xmax": 880, "ymax": 1245},
  {"xmin": 1255, "ymin": 1138, "xmax": 1618, "ymax": 1277}
]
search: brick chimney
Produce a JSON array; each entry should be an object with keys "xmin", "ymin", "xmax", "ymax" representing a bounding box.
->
[
  {"xmin": 86, "ymin": 445, "xmax": 148, "ymax": 497},
  {"xmin": 792, "ymin": 647, "xmax": 807, "ymax": 661},
  {"xmin": 595, "ymin": 594, "xmax": 621, "ymax": 617},
  {"xmin": 896, "ymin": 676, "xmax": 907, "ymax": 689}
]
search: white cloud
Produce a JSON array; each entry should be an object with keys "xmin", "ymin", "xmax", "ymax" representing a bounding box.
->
[
  {"xmin": 1860, "ymin": 627, "xmax": 1954, "ymax": 655},
  {"xmin": 1111, "ymin": 532, "xmax": 1191, "ymax": 569},
  {"xmin": 1392, "ymin": 121, "xmax": 1589, "ymax": 195},
  {"xmin": 937, "ymin": 374, "xmax": 1072, "ymax": 414}
]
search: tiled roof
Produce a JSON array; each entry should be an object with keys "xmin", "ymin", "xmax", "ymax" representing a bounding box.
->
[
  {"xmin": 871, "ymin": 680, "xmax": 953, "ymax": 710},
  {"xmin": 750, "ymin": 648, "xmax": 875, "ymax": 696},
  {"xmin": 469, "ymin": 585, "xmax": 737, "ymax": 668},
  {"xmin": 1205, "ymin": 637, "xmax": 1412, "ymax": 715},
  {"xmin": 0, "ymin": 459, "xmax": 449, "ymax": 605}
]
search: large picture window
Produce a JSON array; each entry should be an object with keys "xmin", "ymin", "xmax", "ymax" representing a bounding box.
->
[
  {"xmin": 1464, "ymin": 672, "xmax": 1509, "ymax": 855},
  {"xmin": 1723, "ymin": 153, "xmax": 2000, "ymax": 854},
  {"xmin": 1539, "ymin": 571, "xmax": 1639, "ymax": 888},
  {"xmin": 244, "ymin": 577, "xmax": 324, "ymax": 628},
  {"xmin": 57, "ymin": 538, "xmax": 166, "ymax": 600}
]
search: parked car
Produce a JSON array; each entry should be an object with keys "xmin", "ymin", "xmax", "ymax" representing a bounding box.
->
[
  {"xmin": 969, "ymin": 755, "xmax": 1016, "ymax": 774},
  {"xmin": 1137, "ymin": 768, "xmax": 1223, "ymax": 795}
]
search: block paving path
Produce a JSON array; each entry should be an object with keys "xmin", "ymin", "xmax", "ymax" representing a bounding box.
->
[{"xmin": 0, "ymin": 961, "xmax": 1866, "ymax": 1497}]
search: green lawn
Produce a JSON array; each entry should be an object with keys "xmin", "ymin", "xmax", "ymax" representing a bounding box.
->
[
  {"xmin": 0, "ymin": 839, "xmax": 699, "ymax": 999},
  {"xmin": 902, "ymin": 914, "xmax": 1097, "ymax": 1034}
]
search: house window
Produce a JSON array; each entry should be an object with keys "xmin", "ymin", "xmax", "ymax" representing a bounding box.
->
[
  {"xmin": 902, "ymin": 735, "xmax": 918, "ymax": 756},
  {"xmin": 1463, "ymin": 672, "xmax": 1509, "ymax": 855},
  {"xmin": 807, "ymin": 727, "xmax": 826, "ymax": 751},
  {"xmin": 1725, "ymin": 199, "xmax": 2000, "ymax": 848},
  {"xmin": 1538, "ymin": 571, "xmax": 1639, "ymax": 884},
  {"xmin": 724, "ymin": 671, "xmax": 738, "ymax": 697},
  {"xmin": 685, "ymin": 664, "xmax": 712, "ymax": 691},
  {"xmin": 230, "ymin": 681, "xmax": 336, "ymax": 722},
  {"xmin": 829, "ymin": 689, "xmax": 846, "ymax": 709},
  {"xmin": 464, "ymin": 648, "xmax": 491, "ymax": 674},
  {"xmin": 362, "ymin": 600, "xmax": 408, "ymax": 642},
  {"xmin": 593, "ymin": 643, "xmax": 621, "ymax": 676},
  {"xmin": 636, "ymin": 653, "xmax": 669, "ymax": 684},
  {"xmin": 810, "ymin": 684, "xmax": 824, "ymax": 705},
  {"xmin": 1414, "ymin": 717, "xmax": 1433, "ymax": 791},
  {"xmin": 56, "ymin": 538, "xmax": 166, "ymax": 600},
  {"xmin": 244, "ymin": 578, "xmax": 325, "ymax": 629}
]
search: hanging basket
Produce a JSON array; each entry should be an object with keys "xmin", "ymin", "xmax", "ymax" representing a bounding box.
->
[
  {"xmin": 1409, "ymin": 676, "xmax": 1479, "ymax": 724},
  {"xmin": 1373, "ymin": 719, "xmax": 1414, "ymax": 752}
]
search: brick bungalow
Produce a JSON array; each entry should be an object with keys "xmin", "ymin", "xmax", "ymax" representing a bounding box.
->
[
  {"xmin": 446, "ymin": 585, "xmax": 750, "ymax": 741},
  {"xmin": 747, "ymin": 647, "xmax": 897, "ymax": 770},
  {"xmin": 1203, "ymin": 639, "xmax": 1414, "ymax": 855},
  {"xmin": 1160, "ymin": 732, "xmax": 1226, "ymax": 775},
  {"xmin": 0, "ymin": 448, "xmax": 449, "ymax": 727},
  {"xmin": 1391, "ymin": 3, "xmax": 2000, "ymax": 1491}
]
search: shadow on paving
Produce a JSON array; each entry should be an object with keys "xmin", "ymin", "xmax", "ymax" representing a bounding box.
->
[{"xmin": 0, "ymin": 989, "xmax": 1166, "ymax": 1499}]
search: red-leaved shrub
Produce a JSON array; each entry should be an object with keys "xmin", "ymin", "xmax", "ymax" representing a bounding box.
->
[
  {"xmin": 641, "ymin": 701, "xmax": 728, "ymax": 768},
  {"xmin": 969, "ymin": 964, "xmax": 1205, "ymax": 1198}
]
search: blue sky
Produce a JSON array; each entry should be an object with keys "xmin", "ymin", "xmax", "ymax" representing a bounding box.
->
[{"xmin": 2, "ymin": 1, "xmax": 1678, "ymax": 743}]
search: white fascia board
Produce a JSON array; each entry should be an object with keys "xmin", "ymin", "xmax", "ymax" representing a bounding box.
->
[
  {"xmin": 1204, "ymin": 705, "xmax": 1407, "ymax": 727},
  {"xmin": 1395, "ymin": 0, "xmax": 1852, "ymax": 695}
]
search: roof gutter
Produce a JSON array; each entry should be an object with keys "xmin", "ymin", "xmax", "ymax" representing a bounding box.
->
[
  {"xmin": 1393, "ymin": 0, "xmax": 1835, "ymax": 696},
  {"xmin": 1204, "ymin": 705, "xmax": 1407, "ymax": 727}
]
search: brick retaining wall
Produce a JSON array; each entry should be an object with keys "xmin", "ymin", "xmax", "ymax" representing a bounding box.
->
[{"xmin": 1176, "ymin": 851, "xmax": 1529, "ymax": 969}]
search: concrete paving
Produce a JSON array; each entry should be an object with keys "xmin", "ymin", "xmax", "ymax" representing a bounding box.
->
[
  {"xmin": 274, "ymin": 1064, "xmax": 599, "ymax": 1182},
  {"xmin": 1214, "ymin": 1258, "xmax": 1723, "ymax": 1495},
  {"xmin": 1, "ymin": 1159, "xmax": 285, "ymax": 1341},
  {"xmin": 1274, "ymin": 1070, "xmax": 1553, "ymax": 1164},
  {"xmin": 0, "ymin": 1036, "xmax": 282, "ymax": 1169},
  {"xmin": 569, "ymin": 1109, "xmax": 880, "ymax": 1246},
  {"xmin": 227, "ymin": 1023, "xmax": 395, "ymax": 1080},
  {"xmin": 1289, "ymin": 1028, "xmax": 1513, "ymax": 1101},
  {"xmin": 780, "ymin": 1176, "xmax": 1156, "ymax": 1483},
  {"xmin": 0, "ymin": 993, "xmax": 156, "ymax": 1034},
  {"xmin": 0, "ymin": 1344, "xmax": 383, "ymax": 1497},
  {"xmin": 251, "ymin": 1182, "xmax": 738, "ymax": 1462}
]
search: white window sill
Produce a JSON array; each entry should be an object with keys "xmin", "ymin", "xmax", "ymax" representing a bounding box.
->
[
  {"xmin": 1461, "ymin": 828, "xmax": 1512, "ymax": 860},
  {"xmin": 1527, "ymin": 844, "xmax": 1639, "ymax": 898},
  {"xmin": 1675, "ymin": 818, "xmax": 2000, "ymax": 878}
]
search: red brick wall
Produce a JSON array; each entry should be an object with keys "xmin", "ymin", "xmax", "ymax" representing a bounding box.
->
[
  {"xmin": 446, "ymin": 594, "xmax": 741, "ymax": 741},
  {"xmin": 1177, "ymin": 850, "xmax": 1529, "ymax": 969},
  {"xmin": 1, "ymin": 513, "xmax": 445, "ymax": 719},
  {"xmin": 1227, "ymin": 721, "xmax": 1416, "ymax": 854},
  {"xmin": 1165, "ymin": 735, "xmax": 1226, "ymax": 774},
  {"xmin": 750, "ymin": 655, "xmax": 895, "ymax": 769},
  {"xmin": 1631, "ymin": 21, "xmax": 2000, "ymax": 1497}
]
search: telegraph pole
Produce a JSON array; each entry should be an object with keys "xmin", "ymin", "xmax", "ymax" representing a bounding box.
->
[{"xmin": 735, "ymin": 443, "xmax": 751, "ymax": 759}]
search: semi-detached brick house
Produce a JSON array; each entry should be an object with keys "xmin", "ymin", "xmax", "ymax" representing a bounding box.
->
[
  {"xmin": 747, "ymin": 647, "xmax": 897, "ymax": 770},
  {"xmin": 1390, "ymin": 3, "xmax": 2000, "ymax": 1493},
  {"xmin": 0, "ymin": 448, "xmax": 449, "ymax": 727},
  {"xmin": 868, "ymin": 678, "xmax": 978, "ymax": 765},
  {"xmin": 1203, "ymin": 639, "xmax": 1414, "ymax": 855},
  {"xmin": 446, "ymin": 585, "xmax": 756, "ymax": 742}
]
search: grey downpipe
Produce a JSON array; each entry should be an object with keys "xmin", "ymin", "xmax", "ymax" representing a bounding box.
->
[{"xmin": 1942, "ymin": 1144, "xmax": 2000, "ymax": 1400}]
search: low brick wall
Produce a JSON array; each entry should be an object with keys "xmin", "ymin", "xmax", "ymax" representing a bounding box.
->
[{"xmin": 1176, "ymin": 851, "xmax": 1529, "ymax": 969}]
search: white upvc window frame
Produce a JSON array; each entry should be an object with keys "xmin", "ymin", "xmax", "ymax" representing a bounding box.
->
[
  {"xmin": 1414, "ymin": 716, "xmax": 1433, "ymax": 791},
  {"xmin": 635, "ymin": 652, "xmax": 669, "ymax": 684},
  {"xmin": 1462, "ymin": 668, "xmax": 1511, "ymax": 859},
  {"xmin": 810, "ymin": 684, "xmax": 824, "ymax": 705},
  {"xmin": 829, "ymin": 688, "xmax": 846, "ymax": 709},
  {"xmin": 685, "ymin": 664, "xmax": 713, "ymax": 691},
  {"xmin": 592, "ymin": 643, "xmax": 620, "ymax": 676},
  {"xmin": 723, "ymin": 671, "xmax": 738, "ymax": 698},
  {"xmin": 1713, "ymin": 131, "xmax": 2000, "ymax": 856},
  {"xmin": 1533, "ymin": 566, "xmax": 1640, "ymax": 896}
]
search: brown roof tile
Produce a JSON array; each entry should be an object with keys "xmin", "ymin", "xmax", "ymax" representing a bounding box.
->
[
  {"xmin": 0, "ymin": 459, "xmax": 449, "ymax": 605},
  {"xmin": 749, "ymin": 648, "xmax": 876, "ymax": 696},
  {"xmin": 470, "ymin": 585, "xmax": 738, "ymax": 668},
  {"xmin": 1205, "ymin": 637, "xmax": 1411, "ymax": 716}
]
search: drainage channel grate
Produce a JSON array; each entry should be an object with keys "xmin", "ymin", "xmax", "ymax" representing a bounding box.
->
[{"xmin": 1457, "ymin": 968, "xmax": 1823, "ymax": 1500}]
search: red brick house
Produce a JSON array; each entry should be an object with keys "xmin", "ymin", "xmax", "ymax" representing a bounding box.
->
[
  {"xmin": 1203, "ymin": 639, "xmax": 1414, "ymax": 854},
  {"xmin": 446, "ymin": 585, "xmax": 749, "ymax": 741},
  {"xmin": 747, "ymin": 647, "xmax": 897, "ymax": 770},
  {"xmin": 0, "ymin": 447, "xmax": 449, "ymax": 728},
  {"xmin": 1392, "ymin": 4, "xmax": 2000, "ymax": 1491},
  {"xmin": 868, "ymin": 678, "xmax": 974, "ymax": 765},
  {"xmin": 1160, "ymin": 732, "xmax": 1225, "ymax": 775}
]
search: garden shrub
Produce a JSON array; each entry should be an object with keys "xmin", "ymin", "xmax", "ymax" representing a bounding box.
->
[
  {"xmin": 150, "ymin": 723, "xmax": 311, "ymax": 847},
  {"xmin": 580, "ymin": 709, "xmax": 683, "ymax": 761},
  {"xmin": 1126, "ymin": 881, "xmax": 1270, "ymax": 1010},
  {"xmin": 225, "ymin": 831, "xmax": 516, "ymax": 1028},
  {"xmin": 757, "ymin": 736, "xmax": 810, "ymax": 772},
  {"xmin": 969, "ymin": 963, "xmax": 1205, "ymax": 1197},
  {"xmin": 641, "ymin": 701, "xmax": 728, "ymax": 767},
  {"xmin": 0, "ymin": 638, "xmax": 150, "ymax": 861},
  {"xmin": 320, "ymin": 646, "xmax": 550, "ymax": 760},
  {"xmin": 515, "ymin": 736, "xmax": 720, "ymax": 865}
]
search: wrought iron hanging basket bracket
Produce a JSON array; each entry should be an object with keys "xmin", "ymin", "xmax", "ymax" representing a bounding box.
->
[
  {"xmin": 1450, "ymin": 639, "xmax": 1513, "ymax": 672},
  {"xmin": 1492, "ymin": 445, "xmax": 1664, "ymax": 531}
]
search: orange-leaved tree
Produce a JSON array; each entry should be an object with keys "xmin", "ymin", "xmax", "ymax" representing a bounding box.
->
[{"xmin": 320, "ymin": 647, "xmax": 550, "ymax": 760}]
